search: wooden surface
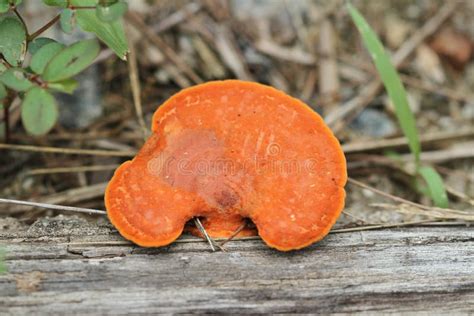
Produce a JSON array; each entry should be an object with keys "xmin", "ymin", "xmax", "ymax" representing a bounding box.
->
[{"xmin": 0, "ymin": 216, "xmax": 473, "ymax": 314}]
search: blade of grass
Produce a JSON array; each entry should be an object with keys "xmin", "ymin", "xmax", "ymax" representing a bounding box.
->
[
  {"xmin": 347, "ymin": 3, "xmax": 420, "ymax": 164},
  {"xmin": 347, "ymin": 2, "xmax": 448, "ymax": 208},
  {"xmin": 418, "ymin": 166, "xmax": 449, "ymax": 208}
]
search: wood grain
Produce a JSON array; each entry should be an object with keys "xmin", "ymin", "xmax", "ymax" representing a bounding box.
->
[{"xmin": 0, "ymin": 216, "xmax": 472, "ymax": 314}]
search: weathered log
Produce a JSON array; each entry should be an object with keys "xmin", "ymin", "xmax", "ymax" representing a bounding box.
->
[{"xmin": 0, "ymin": 216, "xmax": 472, "ymax": 314}]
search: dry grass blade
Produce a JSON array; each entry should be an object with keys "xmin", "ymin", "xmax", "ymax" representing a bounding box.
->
[
  {"xmin": 342, "ymin": 210, "xmax": 371, "ymax": 224},
  {"xmin": 214, "ymin": 24, "xmax": 254, "ymax": 81},
  {"xmin": 38, "ymin": 182, "xmax": 108, "ymax": 206},
  {"xmin": 400, "ymin": 146, "xmax": 474, "ymax": 164},
  {"xmin": 342, "ymin": 128, "xmax": 474, "ymax": 153},
  {"xmin": 24, "ymin": 165, "xmax": 119, "ymax": 176},
  {"xmin": 348, "ymin": 177, "xmax": 428, "ymax": 209},
  {"xmin": 325, "ymin": 80, "xmax": 380, "ymax": 128},
  {"xmin": 0, "ymin": 143, "xmax": 136, "ymax": 157},
  {"xmin": 152, "ymin": 2, "xmax": 202, "ymax": 33},
  {"xmin": 373, "ymin": 203, "xmax": 474, "ymax": 221},
  {"xmin": 219, "ymin": 221, "xmax": 247, "ymax": 247},
  {"xmin": 127, "ymin": 38, "xmax": 149, "ymax": 141},
  {"xmin": 126, "ymin": 11, "xmax": 203, "ymax": 84},
  {"xmin": 0, "ymin": 198, "xmax": 106, "ymax": 215},
  {"xmin": 348, "ymin": 178, "xmax": 474, "ymax": 221},
  {"xmin": 1, "ymin": 183, "xmax": 108, "ymax": 216},
  {"xmin": 330, "ymin": 219, "xmax": 440, "ymax": 233},
  {"xmin": 193, "ymin": 217, "xmax": 227, "ymax": 252},
  {"xmin": 255, "ymin": 40, "xmax": 315, "ymax": 65},
  {"xmin": 318, "ymin": 18, "xmax": 339, "ymax": 112},
  {"xmin": 192, "ymin": 36, "xmax": 227, "ymax": 78}
]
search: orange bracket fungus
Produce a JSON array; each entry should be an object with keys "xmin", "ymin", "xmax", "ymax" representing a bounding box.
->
[{"xmin": 105, "ymin": 80, "xmax": 347, "ymax": 251}]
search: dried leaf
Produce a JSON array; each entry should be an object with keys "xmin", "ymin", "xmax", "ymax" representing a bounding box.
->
[{"xmin": 430, "ymin": 27, "xmax": 472, "ymax": 69}]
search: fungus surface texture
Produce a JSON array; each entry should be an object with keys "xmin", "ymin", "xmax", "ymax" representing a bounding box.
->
[{"xmin": 105, "ymin": 80, "xmax": 347, "ymax": 250}]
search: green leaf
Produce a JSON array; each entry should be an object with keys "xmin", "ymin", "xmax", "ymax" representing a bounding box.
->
[
  {"xmin": 48, "ymin": 78, "xmax": 78, "ymax": 94},
  {"xmin": 60, "ymin": 8, "xmax": 75, "ymax": 34},
  {"xmin": 418, "ymin": 166, "xmax": 449, "ymax": 208},
  {"xmin": 347, "ymin": 3, "xmax": 420, "ymax": 164},
  {"xmin": 0, "ymin": 82, "xmax": 7, "ymax": 100},
  {"xmin": 0, "ymin": 68, "xmax": 33, "ymax": 91},
  {"xmin": 28, "ymin": 37, "xmax": 57, "ymax": 55},
  {"xmin": 0, "ymin": 16, "xmax": 27, "ymax": 66},
  {"xmin": 30, "ymin": 42, "xmax": 64, "ymax": 74},
  {"xmin": 96, "ymin": 1, "xmax": 127, "ymax": 23},
  {"xmin": 0, "ymin": 0, "xmax": 9, "ymax": 13},
  {"xmin": 21, "ymin": 87, "xmax": 58, "ymax": 135},
  {"xmin": 42, "ymin": 0, "xmax": 67, "ymax": 7},
  {"xmin": 43, "ymin": 39, "xmax": 100, "ymax": 82},
  {"xmin": 73, "ymin": 0, "xmax": 128, "ymax": 60}
]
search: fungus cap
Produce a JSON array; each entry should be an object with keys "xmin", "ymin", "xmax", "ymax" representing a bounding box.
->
[{"xmin": 105, "ymin": 80, "xmax": 347, "ymax": 251}]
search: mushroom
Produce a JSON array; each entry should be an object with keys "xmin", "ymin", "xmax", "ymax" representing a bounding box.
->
[{"xmin": 105, "ymin": 80, "xmax": 347, "ymax": 251}]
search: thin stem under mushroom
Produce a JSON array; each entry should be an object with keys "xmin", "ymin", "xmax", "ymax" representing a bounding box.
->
[
  {"xmin": 219, "ymin": 221, "xmax": 248, "ymax": 247},
  {"xmin": 193, "ymin": 217, "xmax": 226, "ymax": 252}
]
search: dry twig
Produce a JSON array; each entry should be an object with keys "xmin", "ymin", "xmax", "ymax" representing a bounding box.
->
[
  {"xmin": 127, "ymin": 38, "xmax": 149, "ymax": 141},
  {"xmin": 24, "ymin": 165, "xmax": 119, "ymax": 176},
  {"xmin": 400, "ymin": 145, "xmax": 474, "ymax": 164},
  {"xmin": 219, "ymin": 221, "xmax": 248, "ymax": 247},
  {"xmin": 0, "ymin": 143, "xmax": 136, "ymax": 157},
  {"xmin": 0, "ymin": 198, "xmax": 106, "ymax": 215},
  {"xmin": 318, "ymin": 18, "xmax": 340, "ymax": 112},
  {"xmin": 213, "ymin": 24, "xmax": 254, "ymax": 81},
  {"xmin": 193, "ymin": 217, "xmax": 227, "ymax": 252},
  {"xmin": 342, "ymin": 128, "xmax": 474, "ymax": 153},
  {"xmin": 151, "ymin": 2, "xmax": 202, "ymax": 33}
]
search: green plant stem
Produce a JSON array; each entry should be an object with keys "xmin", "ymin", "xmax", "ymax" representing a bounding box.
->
[
  {"xmin": 27, "ymin": 74, "xmax": 45, "ymax": 88},
  {"xmin": 70, "ymin": 6, "xmax": 96, "ymax": 10},
  {"xmin": 0, "ymin": 56, "xmax": 13, "ymax": 69},
  {"xmin": 28, "ymin": 6, "xmax": 103, "ymax": 42},
  {"xmin": 28, "ymin": 14, "xmax": 60, "ymax": 41},
  {"xmin": 12, "ymin": 7, "xmax": 29, "ymax": 38}
]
